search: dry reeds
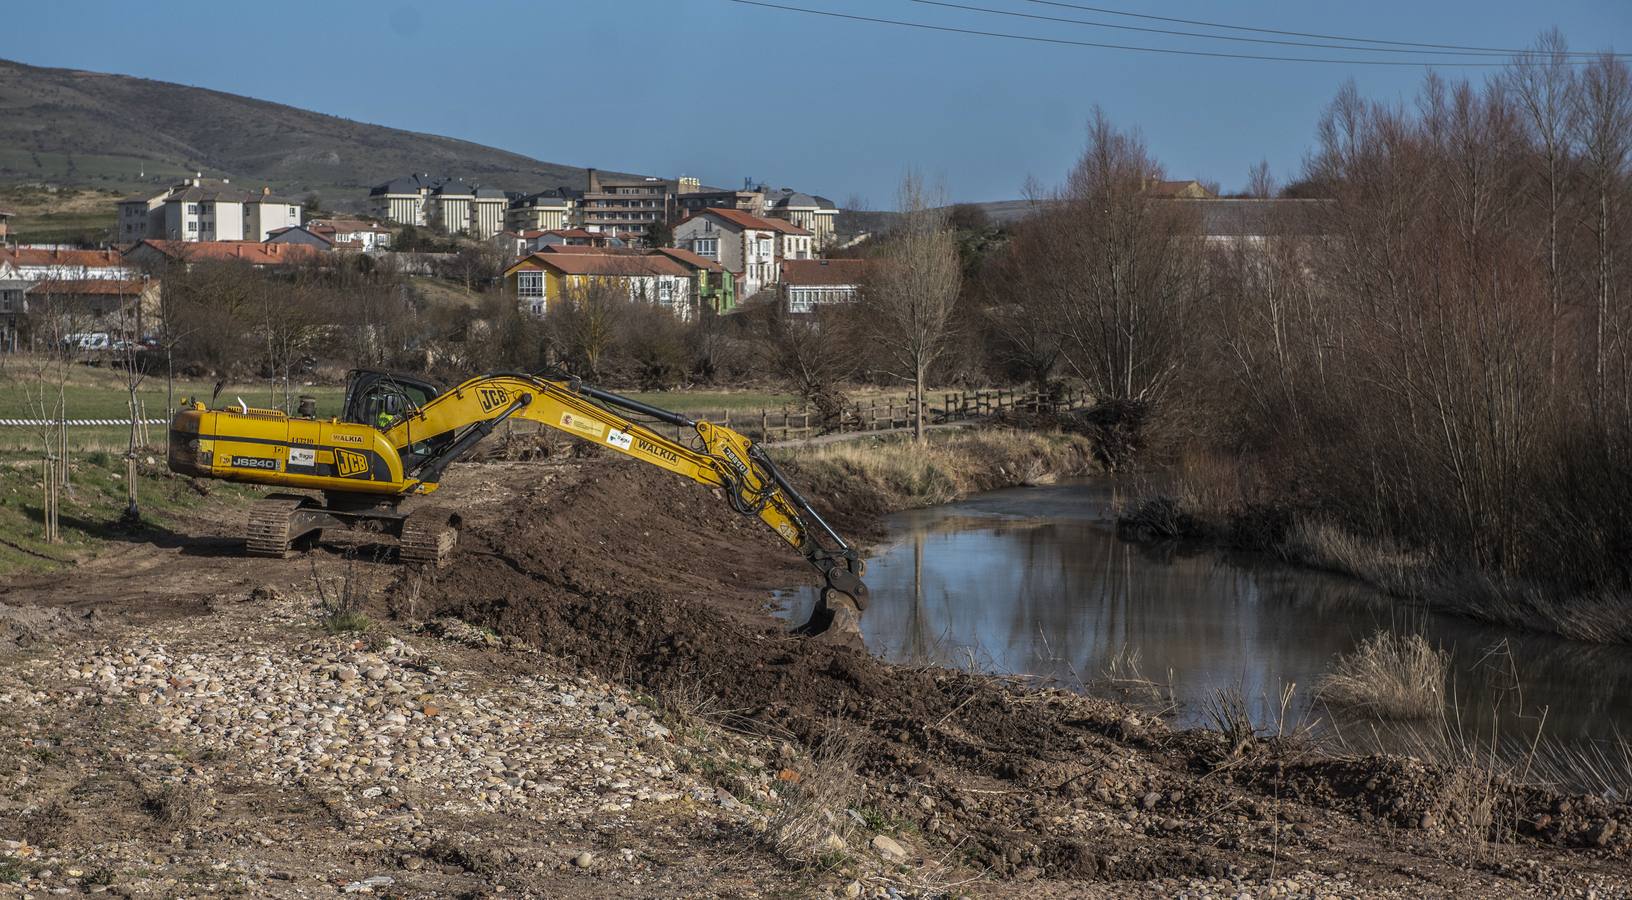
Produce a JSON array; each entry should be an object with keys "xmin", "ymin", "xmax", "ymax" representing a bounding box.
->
[
  {"xmin": 783, "ymin": 428, "xmax": 1093, "ymax": 511},
  {"xmin": 764, "ymin": 722, "xmax": 864, "ymax": 865},
  {"xmin": 1317, "ymin": 631, "xmax": 1448, "ymax": 720}
]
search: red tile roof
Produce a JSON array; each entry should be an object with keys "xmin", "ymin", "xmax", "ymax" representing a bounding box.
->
[
  {"xmin": 685, "ymin": 208, "xmax": 779, "ymax": 232},
  {"xmin": 0, "ymin": 247, "xmax": 128, "ymax": 269},
  {"xmin": 127, "ymin": 239, "xmax": 323, "ymax": 266},
  {"xmin": 311, "ymin": 218, "xmax": 391, "ymax": 234},
  {"xmin": 655, "ymin": 247, "xmax": 724, "ymax": 273},
  {"xmin": 780, "ymin": 258, "xmax": 870, "ymax": 286},
  {"xmin": 540, "ymin": 245, "xmax": 642, "ymax": 255},
  {"xmin": 760, "ymin": 217, "xmax": 811, "ymax": 236},
  {"xmin": 508, "ymin": 252, "xmax": 689, "ymax": 277},
  {"xmin": 29, "ymin": 278, "xmax": 154, "ymax": 296}
]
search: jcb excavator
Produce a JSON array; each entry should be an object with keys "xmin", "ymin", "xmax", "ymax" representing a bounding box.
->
[{"xmin": 168, "ymin": 369, "xmax": 867, "ymax": 629}]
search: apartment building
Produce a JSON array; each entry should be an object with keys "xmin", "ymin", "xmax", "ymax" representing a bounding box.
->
[
  {"xmin": 762, "ymin": 188, "xmax": 838, "ymax": 250},
  {"xmin": 506, "ymin": 189, "xmax": 577, "ymax": 233},
  {"xmin": 117, "ymin": 179, "xmax": 302, "ymax": 243},
  {"xmin": 676, "ymin": 179, "xmax": 766, "ymax": 218},
  {"xmin": 369, "ymin": 175, "xmax": 507, "ymax": 238},
  {"xmin": 576, "ymin": 169, "xmax": 673, "ymax": 238}
]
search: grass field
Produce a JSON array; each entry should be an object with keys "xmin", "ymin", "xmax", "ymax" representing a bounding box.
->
[
  {"xmin": 0, "ymin": 360, "xmax": 939, "ymax": 456},
  {"xmin": 0, "ymin": 183, "xmax": 123, "ymax": 243},
  {"xmin": 0, "ymin": 453, "xmax": 259, "ymax": 575},
  {"xmin": 0, "ymin": 364, "xmax": 347, "ymax": 454}
]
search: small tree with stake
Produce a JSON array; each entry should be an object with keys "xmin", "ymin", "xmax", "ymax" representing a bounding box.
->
[
  {"xmin": 859, "ymin": 171, "xmax": 961, "ymax": 440},
  {"xmin": 115, "ymin": 278, "xmax": 150, "ymax": 525}
]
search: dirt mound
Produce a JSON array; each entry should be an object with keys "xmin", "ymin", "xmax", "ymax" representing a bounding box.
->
[
  {"xmin": 396, "ymin": 458, "xmax": 1632, "ymax": 882},
  {"xmin": 0, "ymin": 600, "xmax": 98, "ymax": 651}
]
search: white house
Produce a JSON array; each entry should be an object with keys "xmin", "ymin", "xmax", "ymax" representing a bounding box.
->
[
  {"xmin": 672, "ymin": 208, "xmax": 781, "ymax": 299},
  {"xmin": 780, "ymin": 258, "xmax": 868, "ymax": 314},
  {"xmin": 0, "ymin": 247, "xmax": 135, "ymax": 281},
  {"xmin": 117, "ymin": 179, "xmax": 301, "ymax": 243}
]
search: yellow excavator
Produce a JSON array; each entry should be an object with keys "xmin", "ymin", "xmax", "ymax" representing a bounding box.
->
[{"xmin": 168, "ymin": 369, "xmax": 867, "ymax": 629}]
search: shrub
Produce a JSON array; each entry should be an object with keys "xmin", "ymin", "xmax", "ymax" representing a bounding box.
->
[{"xmin": 1317, "ymin": 631, "xmax": 1448, "ymax": 720}]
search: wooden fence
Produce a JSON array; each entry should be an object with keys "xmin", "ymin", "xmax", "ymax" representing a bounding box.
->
[{"xmin": 642, "ymin": 387, "xmax": 1091, "ymax": 444}]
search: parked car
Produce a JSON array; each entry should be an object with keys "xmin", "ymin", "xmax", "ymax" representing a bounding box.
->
[{"xmin": 63, "ymin": 332, "xmax": 111, "ymax": 351}]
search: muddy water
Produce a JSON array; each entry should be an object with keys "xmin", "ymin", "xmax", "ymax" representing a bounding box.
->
[{"xmin": 781, "ymin": 479, "xmax": 1632, "ymax": 755}]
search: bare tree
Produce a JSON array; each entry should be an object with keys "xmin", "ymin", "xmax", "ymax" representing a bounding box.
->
[
  {"xmin": 1012, "ymin": 109, "xmax": 1202, "ymax": 406},
  {"xmin": 258, "ymin": 275, "xmax": 327, "ymax": 412},
  {"xmin": 549, "ymin": 279, "xmax": 628, "ymax": 380},
  {"xmin": 754, "ymin": 297, "xmax": 860, "ymax": 426},
  {"xmin": 859, "ymin": 172, "xmax": 961, "ymax": 440},
  {"xmin": 1504, "ymin": 29, "xmax": 1581, "ymax": 384},
  {"xmin": 1247, "ymin": 158, "xmax": 1276, "ymax": 199},
  {"xmin": 1574, "ymin": 52, "xmax": 1632, "ymax": 410},
  {"xmin": 114, "ymin": 282, "xmax": 151, "ymax": 523}
]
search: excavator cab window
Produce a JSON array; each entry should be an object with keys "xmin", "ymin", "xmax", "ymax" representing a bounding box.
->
[
  {"xmin": 341, "ymin": 370, "xmax": 452, "ymax": 471},
  {"xmin": 342, "ymin": 370, "xmax": 442, "ymax": 428}
]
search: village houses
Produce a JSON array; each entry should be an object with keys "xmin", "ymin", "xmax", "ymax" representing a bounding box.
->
[{"xmin": 118, "ymin": 178, "xmax": 302, "ymax": 243}]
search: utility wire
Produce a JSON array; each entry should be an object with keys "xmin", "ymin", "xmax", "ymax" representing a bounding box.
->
[
  {"xmin": 1017, "ymin": 0, "xmax": 1626, "ymax": 58},
  {"xmin": 724, "ymin": 0, "xmax": 1545, "ymax": 66},
  {"xmin": 906, "ymin": 0, "xmax": 1539, "ymax": 57}
]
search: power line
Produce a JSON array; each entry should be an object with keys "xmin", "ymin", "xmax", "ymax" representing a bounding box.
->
[
  {"xmin": 1017, "ymin": 0, "xmax": 1626, "ymax": 58},
  {"xmin": 724, "ymin": 0, "xmax": 1541, "ymax": 66},
  {"xmin": 906, "ymin": 0, "xmax": 1533, "ymax": 57}
]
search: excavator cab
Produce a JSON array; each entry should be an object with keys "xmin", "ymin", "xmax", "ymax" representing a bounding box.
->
[
  {"xmin": 342, "ymin": 369, "xmax": 443, "ymax": 428},
  {"xmin": 341, "ymin": 369, "xmax": 453, "ymax": 471}
]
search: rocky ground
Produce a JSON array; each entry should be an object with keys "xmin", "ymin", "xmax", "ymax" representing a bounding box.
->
[{"xmin": 0, "ymin": 454, "xmax": 1630, "ymax": 898}]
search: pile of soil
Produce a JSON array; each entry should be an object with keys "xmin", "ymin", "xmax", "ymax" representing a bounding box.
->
[{"xmin": 396, "ymin": 458, "xmax": 1632, "ymax": 885}]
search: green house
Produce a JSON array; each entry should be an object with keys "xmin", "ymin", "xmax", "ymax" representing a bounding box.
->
[{"xmin": 657, "ymin": 247, "xmax": 737, "ymax": 314}]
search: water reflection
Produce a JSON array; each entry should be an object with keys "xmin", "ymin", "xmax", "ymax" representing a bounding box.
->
[{"xmin": 780, "ymin": 480, "xmax": 1632, "ymax": 752}]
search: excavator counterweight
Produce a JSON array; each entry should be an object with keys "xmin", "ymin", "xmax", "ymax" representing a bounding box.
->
[{"xmin": 168, "ymin": 369, "xmax": 867, "ymax": 630}]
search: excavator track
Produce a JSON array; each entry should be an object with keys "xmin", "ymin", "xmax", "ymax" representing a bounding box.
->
[
  {"xmin": 399, "ymin": 506, "xmax": 460, "ymax": 567},
  {"xmin": 245, "ymin": 495, "xmax": 312, "ymax": 558}
]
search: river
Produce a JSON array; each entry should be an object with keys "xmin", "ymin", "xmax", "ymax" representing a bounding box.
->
[{"xmin": 780, "ymin": 479, "xmax": 1632, "ymax": 770}]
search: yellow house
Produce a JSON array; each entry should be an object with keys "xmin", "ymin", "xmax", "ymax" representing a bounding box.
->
[{"xmin": 503, "ymin": 250, "xmax": 695, "ymax": 320}]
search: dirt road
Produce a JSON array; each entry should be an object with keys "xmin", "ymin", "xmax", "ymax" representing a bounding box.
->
[{"xmin": 2, "ymin": 455, "xmax": 1631, "ymax": 898}]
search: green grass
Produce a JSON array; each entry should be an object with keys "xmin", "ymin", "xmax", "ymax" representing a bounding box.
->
[
  {"xmin": 7, "ymin": 209, "xmax": 118, "ymax": 244},
  {"xmin": 0, "ymin": 364, "xmax": 348, "ymax": 453},
  {"xmin": 0, "ymin": 452, "xmax": 258, "ymax": 576}
]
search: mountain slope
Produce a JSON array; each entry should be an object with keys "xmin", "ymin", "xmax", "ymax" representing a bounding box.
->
[{"xmin": 0, "ymin": 58, "xmax": 639, "ymax": 207}]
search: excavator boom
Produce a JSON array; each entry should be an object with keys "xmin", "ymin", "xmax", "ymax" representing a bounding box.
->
[{"xmin": 168, "ymin": 371, "xmax": 867, "ymax": 628}]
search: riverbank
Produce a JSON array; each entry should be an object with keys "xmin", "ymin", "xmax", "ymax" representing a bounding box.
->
[
  {"xmin": 776, "ymin": 427, "xmax": 1099, "ymax": 537},
  {"xmin": 1117, "ymin": 490, "xmax": 1632, "ymax": 646},
  {"xmin": 3, "ymin": 444, "xmax": 1631, "ymax": 895},
  {"xmin": 406, "ymin": 454, "xmax": 1632, "ymax": 895}
]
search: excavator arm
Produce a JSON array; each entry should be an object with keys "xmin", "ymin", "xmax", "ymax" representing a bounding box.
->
[{"xmin": 380, "ymin": 373, "xmax": 869, "ymax": 618}]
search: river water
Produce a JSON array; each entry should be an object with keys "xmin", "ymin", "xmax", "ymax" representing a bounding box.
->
[{"xmin": 780, "ymin": 480, "xmax": 1632, "ymax": 760}]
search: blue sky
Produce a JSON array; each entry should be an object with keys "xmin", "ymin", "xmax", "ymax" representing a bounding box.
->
[{"xmin": 7, "ymin": 0, "xmax": 1628, "ymax": 203}]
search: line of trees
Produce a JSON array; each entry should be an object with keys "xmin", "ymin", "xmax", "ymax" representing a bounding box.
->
[{"xmin": 972, "ymin": 33, "xmax": 1630, "ymax": 597}]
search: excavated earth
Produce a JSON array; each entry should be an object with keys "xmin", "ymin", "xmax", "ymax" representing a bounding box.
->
[
  {"xmin": 406, "ymin": 457, "xmax": 1632, "ymax": 897},
  {"xmin": 1, "ymin": 450, "xmax": 1631, "ymax": 897}
]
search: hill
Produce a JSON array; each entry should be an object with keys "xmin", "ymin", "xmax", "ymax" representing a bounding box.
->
[{"xmin": 0, "ymin": 57, "xmax": 641, "ymax": 209}]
